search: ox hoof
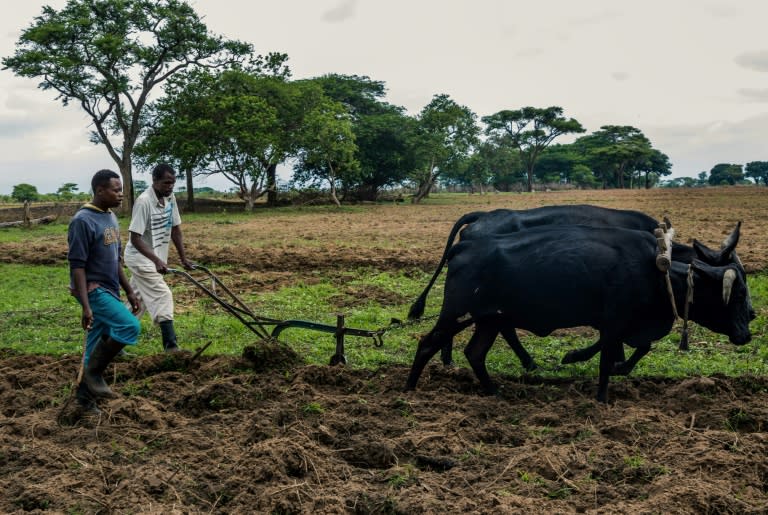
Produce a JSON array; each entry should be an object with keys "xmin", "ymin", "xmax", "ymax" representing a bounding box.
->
[
  {"xmin": 479, "ymin": 385, "xmax": 499, "ymax": 397},
  {"xmin": 611, "ymin": 361, "xmax": 632, "ymax": 376}
]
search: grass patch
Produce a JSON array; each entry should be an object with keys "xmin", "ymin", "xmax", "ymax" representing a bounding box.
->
[
  {"xmin": 0, "ymin": 220, "xmax": 71, "ymax": 243},
  {"xmin": 1, "ymin": 263, "xmax": 766, "ymax": 383}
]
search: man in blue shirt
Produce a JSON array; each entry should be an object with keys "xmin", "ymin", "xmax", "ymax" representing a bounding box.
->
[{"xmin": 68, "ymin": 169, "xmax": 141, "ymax": 411}]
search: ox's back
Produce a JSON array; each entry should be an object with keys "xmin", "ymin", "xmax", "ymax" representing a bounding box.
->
[
  {"xmin": 442, "ymin": 225, "xmax": 668, "ymax": 337},
  {"xmin": 461, "ymin": 204, "xmax": 659, "ymax": 240}
]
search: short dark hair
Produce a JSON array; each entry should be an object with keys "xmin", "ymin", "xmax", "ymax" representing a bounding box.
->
[
  {"xmin": 91, "ymin": 169, "xmax": 120, "ymax": 193},
  {"xmin": 152, "ymin": 163, "xmax": 176, "ymax": 181}
]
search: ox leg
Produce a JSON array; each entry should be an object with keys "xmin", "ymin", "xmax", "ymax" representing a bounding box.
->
[
  {"xmin": 440, "ymin": 343, "xmax": 454, "ymax": 366},
  {"xmin": 561, "ymin": 337, "xmax": 626, "ymax": 365},
  {"xmin": 463, "ymin": 321, "xmax": 501, "ymax": 395},
  {"xmin": 440, "ymin": 318, "xmax": 475, "ymax": 366},
  {"xmin": 405, "ymin": 320, "xmax": 458, "ymax": 391},
  {"xmin": 596, "ymin": 337, "xmax": 623, "ymax": 403},
  {"xmin": 499, "ymin": 322, "xmax": 537, "ymax": 371},
  {"xmin": 612, "ymin": 343, "xmax": 651, "ymax": 376}
]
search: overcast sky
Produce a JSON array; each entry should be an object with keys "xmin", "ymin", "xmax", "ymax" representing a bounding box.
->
[{"xmin": 2, "ymin": 0, "xmax": 767, "ymax": 195}]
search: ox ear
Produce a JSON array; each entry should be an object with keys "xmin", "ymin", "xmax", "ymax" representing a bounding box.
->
[
  {"xmin": 720, "ymin": 222, "xmax": 741, "ymax": 254},
  {"xmin": 692, "ymin": 239, "xmax": 722, "ymax": 264}
]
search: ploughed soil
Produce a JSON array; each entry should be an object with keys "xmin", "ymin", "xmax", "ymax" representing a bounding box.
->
[{"xmin": 2, "ymin": 187, "xmax": 768, "ymax": 513}]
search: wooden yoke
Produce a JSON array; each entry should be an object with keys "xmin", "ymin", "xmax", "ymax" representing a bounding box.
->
[{"xmin": 654, "ymin": 220, "xmax": 675, "ymax": 271}]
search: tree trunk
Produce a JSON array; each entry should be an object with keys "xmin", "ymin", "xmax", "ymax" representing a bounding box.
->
[
  {"xmin": 244, "ymin": 181, "xmax": 263, "ymax": 211},
  {"xmin": 526, "ymin": 166, "xmax": 534, "ymax": 192},
  {"xmin": 412, "ymin": 176, "xmax": 435, "ymax": 203},
  {"xmin": 117, "ymin": 160, "xmax": 134, "ymax": 215},
  {"xmin": 329, "ymin": 181, "xmax": 341, "ymax": 207},
  {"xmin": 266, "ymin": 163, "xmax": 278, "ymax": 206},
  {"xmin": 326, "ymin": 162, "xmax": 341, "ymax": 207},
  {"xmin": 185, "ymin": 169, "xmax": 195, "ymax": 212}
]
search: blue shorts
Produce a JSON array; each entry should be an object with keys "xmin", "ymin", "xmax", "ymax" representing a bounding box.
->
[{"xmin": 81, "ymin": 288, "xmax": 140, "ymax": 364}]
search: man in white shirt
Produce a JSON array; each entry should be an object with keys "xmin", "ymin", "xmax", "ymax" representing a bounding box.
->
[{"xmin": 124, "ymin": 163, "xmax": 194, "ymax": 352}]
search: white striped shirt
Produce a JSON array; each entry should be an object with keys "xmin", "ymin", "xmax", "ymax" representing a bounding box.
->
[{"xmin": 124, "ymin": 186, "xmax": 181, "ymax": 267}]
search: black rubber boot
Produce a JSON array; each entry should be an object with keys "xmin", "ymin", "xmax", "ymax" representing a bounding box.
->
[
  {"xmin": 82, "ymin": 336, "xmax": 125, "ymax": 399},
  {"xmin": 75, "ymin": 381, "xmax": 101, "ymax": 413},
  {"xmin": 160, "ymin": 320, "xmax": 180, "ymax": 353}
]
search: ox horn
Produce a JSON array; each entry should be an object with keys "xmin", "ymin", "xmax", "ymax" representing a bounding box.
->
[{"xmin": 722, "ymin": 269, "xmax": 736, "ymax": 305}]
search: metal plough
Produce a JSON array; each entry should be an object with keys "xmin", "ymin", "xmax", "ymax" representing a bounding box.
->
[{"xmin": 169, "ymin": 265, "xmax": 411, "ymax": 365}]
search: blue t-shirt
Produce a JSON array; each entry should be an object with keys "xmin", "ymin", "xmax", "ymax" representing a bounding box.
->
[{"xmin": 67, "ymin": 205, "xmax": 123, "ymax": 299}]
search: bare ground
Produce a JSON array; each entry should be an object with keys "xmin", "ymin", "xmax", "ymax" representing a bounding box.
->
[{"xmin": 1, "ymin": 187, "xmax": 768, "ymax": 513}]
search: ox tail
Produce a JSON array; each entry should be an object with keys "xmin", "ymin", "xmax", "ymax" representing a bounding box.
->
[{"xmin": 407, "ymin": 212, "xmax": 484, "ymax": 319}]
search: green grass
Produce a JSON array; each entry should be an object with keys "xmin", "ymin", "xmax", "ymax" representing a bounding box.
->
[
  {"xmin": 1, "ymin": 262, "xmax": 766, "ymax": 383},
  {"xmin": 0, "ymin": 221, "xmax": 71, "ymax": 243}
]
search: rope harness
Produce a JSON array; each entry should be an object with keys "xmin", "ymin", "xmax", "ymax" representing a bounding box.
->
[
  {"xmin": 655, "ymin": 222, "xmax": 694, "ymax": 351},
  {"xmin": 663, "ymin": 264, "xmax": 694, "ymax": 350}
]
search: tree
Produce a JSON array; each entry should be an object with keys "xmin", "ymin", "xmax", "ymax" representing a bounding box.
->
[
  {"xmin": 198, "ymin": 71, "xmax": 287, "ymax": 210},
  {"xmin": 482, "ymin": 106, "xmax": 585, "ymax": 192},
  {"xmin": 745, "ymin": 161, "xmax": 768, "ymax": 185},
  {"xmin": 12, "ymin": 184, "xmax": 40, "ymax": 203},
  {"xmin": 293, "ymin": 99, "xmax": 359, "ymax": 206},
  {"xmin": 309, "ymin": 74, "xmax": 390, "ymax": 117},
  {"xmin": 411, "ymin": 94, "xmax": 479, "ymax": 203},
  {"xmin": 349, "ymin": 109, "xmax": 419, "ymax": 199},
  {"xmin": 445, "ymin": 139, "xmax": 523, "ymax": 193},
  {"xmin": 2, "ymin": 0, "xmax": 253, "ymax": 213},
  {"xmin": 575, "ymin": 126, "xmax": 654, "ymax": 188},
  {"xmin": 661, "ymin": 177, "xmax": 697, "ymax": 188},
  {"xmin": 56, "ymin": 182, "xmax": 79, "ymax": 201},
  {"xmin": 533, "ymin": 143, "xmax": 596, "ymax": 187},
  {"xmin": 708, "ymin": 163, "xmax": 744, "ymax": 185},
  {"xmin": 133, "ymin": 69, "xmax": 215, "ymax": 212},
  {"xmin": 441, "ymin": 141, "xmax": 494, "ymax": 193},
  {"xmin": 310, "ymin": 74, "xmax": 418, "ymax": 201},
  {"xmin": 136, "ymin": 63, "xmax": 291, "ymax": 210},
  {"xmin": 135, "ymin": 60, "xmax": 290, "ymax": 211},
  {"xmin": 635, "ymin": 148, "xmax": 672, "ymax": 189}
]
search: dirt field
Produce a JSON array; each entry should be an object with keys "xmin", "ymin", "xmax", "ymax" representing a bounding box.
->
[{"xmin": 1, "ymin": 187, "xmax": 768, "ymax": 513}]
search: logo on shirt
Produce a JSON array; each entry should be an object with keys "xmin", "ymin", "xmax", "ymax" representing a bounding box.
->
[{"xmin": 103, "ymin": 226, "xmax": 119, "ymax": 246}]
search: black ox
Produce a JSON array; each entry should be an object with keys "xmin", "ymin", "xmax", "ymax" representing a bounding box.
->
[
  {"xmin": 404, "ymin": 224, "xmax": 753, "ymax": 402},
  {"xmin": 408, "ymin": 204, "xmax": 752, "ymax": 368}
]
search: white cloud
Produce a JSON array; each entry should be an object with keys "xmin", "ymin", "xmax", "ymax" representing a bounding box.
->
[
  {"xmin": 737, "ymin": 88, "xmax": 768, "ymax": 102},
  {"xmin": 734, "ymin": 50, "xmax": 768, "ymax": 72},
  {"xmin": 646, "ymin": 114, "xmax": 768, "ymax": 176},
  {"xmin": 322, "ymin": 0, "xmax": 358, "ymax": 23}
]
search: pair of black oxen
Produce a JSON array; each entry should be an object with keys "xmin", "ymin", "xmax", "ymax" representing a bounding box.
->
[{"xmin": 404, "ymin": 204, "xmax": 755, "ymax": 402}]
